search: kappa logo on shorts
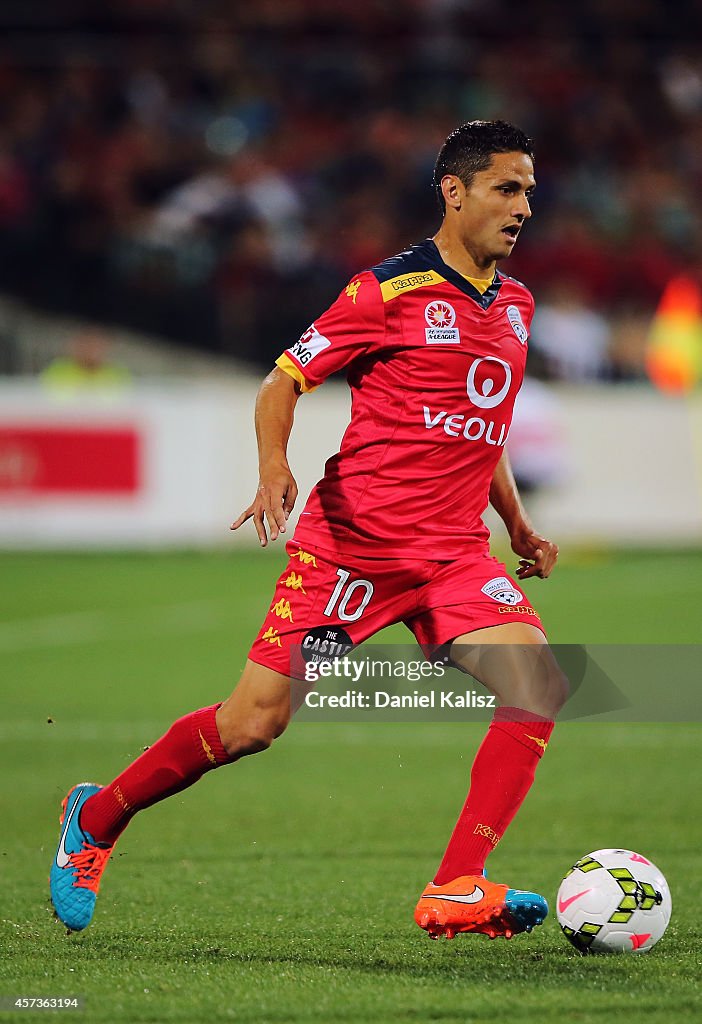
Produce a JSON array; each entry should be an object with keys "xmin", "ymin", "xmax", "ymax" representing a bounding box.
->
[
  {"xmin": 506, "ymin": 304, "xmax": 528, "ymax": 344},
  {"xmin": 292, "ymin": 549, "xmax": 317, "ymax": 567},
  {"xmin": 284, "ymin": 572, "xmax": 306, "ymax": 593},
  {"xmin": 481, "ymin": 576, "xmax": 524, "ymax": 606},
  {"xmin": 425, "ymin": 300, "xmax": 460, "ymax": 344},
  {"xmin": 261, "ymin": 627, "xmax": 282, "ymax": 647},
  {"xmin": 272, "ymin": 598, "xmax": 294, "ymax": 622}
]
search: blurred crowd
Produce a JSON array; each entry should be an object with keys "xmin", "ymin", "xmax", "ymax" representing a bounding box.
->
[{"xmin": 2, "ymin": 0, "xmax": 702, "ymax": 378}]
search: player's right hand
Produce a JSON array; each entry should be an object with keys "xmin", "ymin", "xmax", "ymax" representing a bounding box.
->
[{"xmin": 230, "ymin": 462, "xmax": 298, "ymax": 547}]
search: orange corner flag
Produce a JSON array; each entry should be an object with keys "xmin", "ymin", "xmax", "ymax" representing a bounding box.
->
[{"xmin": 646, "ymin": 276, "xmax": 702, "ymax": 393}]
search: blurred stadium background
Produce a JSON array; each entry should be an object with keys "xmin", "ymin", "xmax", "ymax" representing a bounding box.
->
[
  {"xmin": 2, "ymin": 5, "xmax": 702, "ymax": 1022},
  {"xmin": 1, "ymin": 0, "xmax": 702, "ymax": 547}
]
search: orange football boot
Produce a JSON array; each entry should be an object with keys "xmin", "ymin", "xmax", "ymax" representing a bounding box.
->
[{"xmin": 415, "ymin": 874, "xmax": 548, "ymax": 940}]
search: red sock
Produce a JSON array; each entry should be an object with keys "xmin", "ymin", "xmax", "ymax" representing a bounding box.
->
[
  {"xmin": 80, "ymin": 704, "xmax": 231, "ymax": 845},
  {"xmin": 433, "ymin": 706, "xmax": 554, "ymax": 885}
]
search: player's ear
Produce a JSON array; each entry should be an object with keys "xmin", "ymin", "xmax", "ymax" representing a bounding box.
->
[{"xmin": 441, "ymin": 174, "xmax": 463, "ymax": 212}]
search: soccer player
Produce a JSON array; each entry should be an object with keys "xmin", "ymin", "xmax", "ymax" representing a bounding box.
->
[{"xmin": 50, "ymin": 120, "xmax": 568, "ymax": 940}]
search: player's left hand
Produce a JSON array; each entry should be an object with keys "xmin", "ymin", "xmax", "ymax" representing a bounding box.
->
[{"xmin": 510, "ymin": 527, "xmax": 559, "ymax": 580}]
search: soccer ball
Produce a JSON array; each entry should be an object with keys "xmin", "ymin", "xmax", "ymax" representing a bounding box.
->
[{"xmin": 556, "ymin": 849, "xmax": 672, "ymax": 954}]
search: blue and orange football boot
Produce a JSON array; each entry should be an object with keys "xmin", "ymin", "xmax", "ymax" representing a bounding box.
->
[
  {"xmin": 415, "ymin": 874, "xmax": 548, "ymax": 940},
  {"xmin": 49, "ymin": 783, "xmax": 114, "ymax": 932}
]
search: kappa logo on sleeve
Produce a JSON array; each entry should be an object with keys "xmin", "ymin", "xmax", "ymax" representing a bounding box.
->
[
  {"xmin": 287, "ymin": 324, "xmax": 332, "ymax": 366},
  {"xmin": 481, "ymin": 576, "xmax": 524, "ymax": 605},
  {"xmin": 345, "ymin": 279, "xmax": 362, "ymax": 303}
]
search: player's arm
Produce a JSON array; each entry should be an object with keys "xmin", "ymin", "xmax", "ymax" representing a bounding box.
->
[
  {"xmin": 230, "ymin": 367, "xmax": 301, "ymax": 547},
  {"xmin": 232, "ymin": 273, "xmax": 384, "ymax": 545},
  {"xmin": 489, "ymin": 448, "xmax": 558, "ymax": 579}
]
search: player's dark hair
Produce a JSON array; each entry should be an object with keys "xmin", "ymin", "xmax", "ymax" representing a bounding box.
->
[{"xmin": 433, "ymin": 120, "xmax": 534, "ymax": 215}]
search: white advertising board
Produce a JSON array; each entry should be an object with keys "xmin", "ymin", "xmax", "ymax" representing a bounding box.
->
[{"xmin": 0, "ymin": 380, "xmax": 699, "ymax": 547}]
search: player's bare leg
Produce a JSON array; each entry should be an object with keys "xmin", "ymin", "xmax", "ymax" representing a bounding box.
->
[
  {"xmin": 449, "ymin": 621, "xmax": 568, "ymax": 719},
  {"xmin": 215, "ymin": 660, "xmax": 310, "ymax": 757},
  {"xmin": 415, "ymin": 622, "xmax": 568, "ymax": 940},
  {"xmin": 50, "ymin": 660, "xmax": 299, "ymax": 931}
]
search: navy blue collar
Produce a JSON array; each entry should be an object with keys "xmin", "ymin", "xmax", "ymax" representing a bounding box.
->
[
  {"xmin": 371, "ymin": 238, "xmax": 505, "ymax": 310},
  {"xmin": 423, "ymin": 239, "xmax": 503, "ymax": 309}
]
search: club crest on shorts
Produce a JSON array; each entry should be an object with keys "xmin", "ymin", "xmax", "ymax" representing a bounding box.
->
[
  {"xmin": 425, "ymin": 300, "xmax": 460, "ymax": 344},
  {"xmin": 481, "ymin": 576, "xmax": 524, "ymax": 605},
  {"xmin": 506, "ymin": 305, "xmax": 528, "ymax": 344}
]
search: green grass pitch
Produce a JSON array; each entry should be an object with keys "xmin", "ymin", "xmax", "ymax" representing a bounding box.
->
[{"xmin": 1, "ymin": 547, "xmax": 701, "ymax": 1023}]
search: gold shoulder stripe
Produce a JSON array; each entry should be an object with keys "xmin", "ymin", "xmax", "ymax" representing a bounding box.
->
[
  {"xmin": 275, "ymin": 354, "xmax": 319, "ymax": 393},
  {"xmin": 379, "ymin": 269, "xmax": 446, "ymax": 303}
]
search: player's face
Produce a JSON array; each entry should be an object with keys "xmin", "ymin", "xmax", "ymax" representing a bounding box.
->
[{"xmin": 451, "ymin": 152, "xmax": 535, "ymax": 266}]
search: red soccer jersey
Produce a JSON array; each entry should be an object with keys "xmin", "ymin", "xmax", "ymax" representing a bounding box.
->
[{"xmin": 275, "ymin": 238, "xmax": 534, "ymax": 560}]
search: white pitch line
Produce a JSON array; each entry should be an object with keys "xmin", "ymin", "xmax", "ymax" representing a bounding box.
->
[
  {"xmin": 0, "ymin": 610, "xmax": 108, "ymax": 652},
  {"xmin": 0, "ymin": 599, "xmax": 229, "ymax": 654}
]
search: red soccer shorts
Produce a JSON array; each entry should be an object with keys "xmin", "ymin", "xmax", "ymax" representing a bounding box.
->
[{"xmin": 248, "ymin": 541, "xmax": 546, "ymax": 678}]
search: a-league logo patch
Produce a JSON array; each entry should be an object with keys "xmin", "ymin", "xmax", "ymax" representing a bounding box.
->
[
  {"xmin": 481, "ymin": 576, "xmax": 524, "ymax": 605},
  {"xmin": 506, "ymin": 305, "xmax": 528, "ymax": 344},
  {"xmin": 425, "ymin": 300, "xmax": 460, "ymax": 344}
]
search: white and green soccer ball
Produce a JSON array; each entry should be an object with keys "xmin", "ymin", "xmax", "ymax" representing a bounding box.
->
[{"xmin": 557, "ymin": 848, "xmax": 672, "ymax": 954}]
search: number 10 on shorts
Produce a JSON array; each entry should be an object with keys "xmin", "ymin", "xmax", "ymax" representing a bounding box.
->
[{"xmin": 323, "ymin": 569, "xmax": 374, "ymax": 622}]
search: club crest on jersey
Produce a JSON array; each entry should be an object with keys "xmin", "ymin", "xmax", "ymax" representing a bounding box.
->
[
  {"xmin": 425, "ymin": 300, "xmax": 460, "ymax": 344},
  {"xmin": 481, "ymin": 576, "xmax": 524, "ymax": 605},
  {"xmin": 506, "ymin": 305, "xmax": 528, "ymax": 344}
]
